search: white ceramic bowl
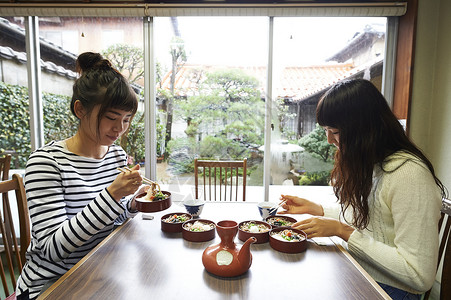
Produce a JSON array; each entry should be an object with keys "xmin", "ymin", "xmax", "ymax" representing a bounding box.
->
[
  {"xmin": 257, "ymin": 202, "xmax": 278, "ymax": 219},
  {"xmin": 183, "ymin": 199, "xmax": 205, "ymax": 217}
]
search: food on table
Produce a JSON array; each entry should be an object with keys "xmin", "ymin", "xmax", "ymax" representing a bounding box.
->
[
  {"xmin": 163, "ymin": 214, "xmax": 190, "ymax": 223},
  {"xmin": 184, "ymin": 221, "xmax": 215, "ymax": 232},
  {"xmin": 239, "ymin": 222, "xmax": 270, "ymax": 233},
  {"xmin": 270, "ymin": 229, "xmax": 305, "ymax": 242},
  {"xmin": 266, "ymin": 216, "xmax": 294, "ymax": 227},
  {"xmin": 143, "ymin": 181, "xmax": 167, "ymax": 201}
]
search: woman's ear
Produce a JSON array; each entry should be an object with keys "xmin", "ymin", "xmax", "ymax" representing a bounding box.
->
[{"xmin": 73, "ymin": 100, "xmax": 86, "ymax": 119}]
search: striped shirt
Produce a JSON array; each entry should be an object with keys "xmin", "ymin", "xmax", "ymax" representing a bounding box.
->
[{"xmin": 16, "ymin": 140, "xmax": 137, "ymax": 299}]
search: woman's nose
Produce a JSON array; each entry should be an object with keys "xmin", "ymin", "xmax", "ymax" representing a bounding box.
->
[
  {"xmin": 326, "ymin": 132, "xmax": 334, "ymax": 144},
  {"xmin": 113, "ymin": 120, "xmax": 124, "ymax": 132}
]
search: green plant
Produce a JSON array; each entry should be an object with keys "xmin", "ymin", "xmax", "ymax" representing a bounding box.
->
[
  {"xmin": 0, "ymin": 81, "xmax": 79, "ymax": 168},
  {"xmin": 101, "ymin": 44, "xmax": 144, "ymax": 84},
  {"xmin": 299, "ymin": 171, "xmax": 331, "ymax": 186},
  {"xmin": 299, "ymin": 123, "xmax": 336, "ymax": 162},
  {"xmin": 43, "ymin": 93, "xmax": 78, "ymax": 143},
  {"xmin": 0, "ymin": 82, "xmax": 31, "ymax": 168}
]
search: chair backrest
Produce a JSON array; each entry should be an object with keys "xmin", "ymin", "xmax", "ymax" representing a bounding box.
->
[
  {"xmin": 194, "ymin": 159, "xmax": 247, "ymax": 201},
  {"xmin": 424, "ymin": 197, "xmax": 451, "ymax": 300},
  {"xmin": 0, "ymin": 154, "xmax": 12, "ymax": 181},
  {"xmin": 438, "ymin": 198, "xmax": 451, "ymax": 300},
  {"xmin": 0, "ymin": 174, "xmax": 31, "ymax": 298}
]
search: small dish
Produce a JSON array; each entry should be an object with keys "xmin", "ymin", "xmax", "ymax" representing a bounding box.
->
[
  {"xmin": 238, "ymin": 220, "xmax": 272, "ymax": 244},
  {"xmin": 183, "ymin": 199, "xmax": 205, "ymax": 218},
  {"xmin": 269, "ymin": 226, "xmax": 307, "ymax": 253},
  {"xmin": 161, "ymin": 212, "xmax": 193, "ymax": 233},
  {"xmin": 265, "ymin": 215, "xmax": 297, "ymax": 227},
  {"xmin": 182, "ymin": 219, "xmax": 216, "ymax": 242},
  {"xmin": 135, "ymin": 191, "xmax": 172, "ymax": 212}
]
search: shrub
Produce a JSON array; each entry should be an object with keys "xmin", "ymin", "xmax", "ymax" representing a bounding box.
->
[
  {"xmin": 299, "ymin": 123, "xmax": 336, "ymax": 162},
  {"xmin": 299, "ymin": 171, "xmax": 330, "ymax": 186}
]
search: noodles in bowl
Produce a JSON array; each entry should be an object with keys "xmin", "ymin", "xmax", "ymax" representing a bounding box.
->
[
  {"xmin": 238, "ymin": 220, "xmax": 271, "ymax": 244},
  {"xmin": 160, "ymin": 213, "xmax": 193, "ymax": 233},
  {"xmin": 182, "ymin": 219, "xmax": 216, "ymax": 242},
  {"xmin": 265, "ymin": 215, "xmax": 297, "ymax": 227},
  {"xmin": 269, "ymin": 226, "xmax": 307, "ymax": 253}
]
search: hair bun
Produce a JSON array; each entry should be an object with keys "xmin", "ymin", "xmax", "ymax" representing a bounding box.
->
[{"xmin": 76, "ymin": 52, "xmax": 109, "ymax": 74}]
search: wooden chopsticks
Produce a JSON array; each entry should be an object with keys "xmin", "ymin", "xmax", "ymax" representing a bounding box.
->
[{"xmin": 117, "ymin": 166, "xmax": 158, "ymax": 188}]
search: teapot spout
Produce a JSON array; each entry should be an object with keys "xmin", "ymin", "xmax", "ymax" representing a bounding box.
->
[{"xmin": 238, "ymin": 236, "xmax": 257, "ymax": 268}]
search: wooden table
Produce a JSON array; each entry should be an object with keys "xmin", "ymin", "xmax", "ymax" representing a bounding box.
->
[{"xmin": 38, "ymin": 201, "xmax": 390, "ymax": 300}]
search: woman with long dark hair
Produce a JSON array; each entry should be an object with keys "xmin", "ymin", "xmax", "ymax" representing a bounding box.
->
[{"xmin": 280, "ymin": 79, "xmax": 446, "ymax": 299}]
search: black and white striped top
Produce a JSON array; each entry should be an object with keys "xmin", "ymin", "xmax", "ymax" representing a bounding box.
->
[{"xmin": 16, "ymin": 140, "xmax": 137, "ymax": 299}]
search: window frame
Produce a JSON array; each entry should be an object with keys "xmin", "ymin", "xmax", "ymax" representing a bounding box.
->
[{"xmin": 4, "ymin": 1, "xmax": 416, "ymax": 198}]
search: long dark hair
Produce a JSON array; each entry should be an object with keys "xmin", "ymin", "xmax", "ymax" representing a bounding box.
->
[
  {"xmin": 316, "ymin": 79, "xmax": 446, "ymax": 229},
  {"xmin": 71, "ymin": 52, "xmax": 138, "ymax": 138}
]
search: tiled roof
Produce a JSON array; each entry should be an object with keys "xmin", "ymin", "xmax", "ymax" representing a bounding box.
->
[
  {"xmin": 159, "ymin": 62, "xmax": 357, "ymax": 101},
  {"xmin": 0, "ymin": 45, "xmax": 78, "ymax": 79},
  {"xmin": 0, "ymin": 17, "xmax": 78, "ymax": 62}
]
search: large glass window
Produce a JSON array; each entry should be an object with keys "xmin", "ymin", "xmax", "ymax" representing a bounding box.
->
[
  {"xmin": 1, "ymin": 13, "xmax": 389, "ymax": 202},
  {"xmin": 154, "ymin": 17, "xmax": 268, "ymax": 201},
  {"xmin": 268, "ymin": 17, "xmax": 386, "ymax": 200},
  {"xmin": 37, "ymin": 16, "xmax": 144, "ymax": 170},
  {"xmin": 0, "ymin": 17, "xmax": 30, "ymax": 171},
  {"xmin": 153, "ymin": 16, "xmax": 387, "ymax": 201}
]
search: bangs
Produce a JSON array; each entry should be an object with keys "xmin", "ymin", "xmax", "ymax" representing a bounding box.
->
[
  {"xmin": 316, "ymin": 94, "xmax": 339, "ymax": 128},
  {"xmin": 316, "ymin": 80, "xmax": 351, "ymax": 129},
  {"xmin": 106, "ymin": 78, "xmax": 138, "ymax": 115}
]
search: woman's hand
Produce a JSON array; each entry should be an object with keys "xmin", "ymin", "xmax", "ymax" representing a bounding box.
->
[
  {"xmin": 292, "ymin": 217, "xmax": 354, "ymax": 241},
  {"xmin": 278, "ymin": 194, "xmax": 324, "ymax": 216},
  {"xmin": 107, "ymin": 164, "xmax": 143, "ymax": 201}
]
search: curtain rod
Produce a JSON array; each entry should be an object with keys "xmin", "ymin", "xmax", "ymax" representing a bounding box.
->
[{"xmin": 0, "ymin": 2, "xmax": 407, "ymax": 9}]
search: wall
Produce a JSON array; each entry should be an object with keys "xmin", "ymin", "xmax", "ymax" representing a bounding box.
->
[
  {"xmin": 1, "ymin": 58, "xmax": 74, "ymax": 96},
  {"xmin": 410, "ymin": 0, "xmax": 450, "ymax": 297},
  {"xmin": 411, "ymin": 0, "xmax": 451, "ymax": 193}
]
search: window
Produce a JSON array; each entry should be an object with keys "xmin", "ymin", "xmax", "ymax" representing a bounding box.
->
[
  {"xmin": 0, "ymin": 17, "xmax": 30, "ymax": 170},
  {"xmin": 38, "ymin": 16, "xmax": 144, "ymax": 171},
  {"xmin": 0, "ymin": 1, "xmax": 406, "ymax": 201},
  {"xmin": 268, "ymin": 17, "xmax": 386, "ymax": 197}
]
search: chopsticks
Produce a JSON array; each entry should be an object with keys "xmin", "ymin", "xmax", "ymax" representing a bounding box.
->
[
  {"xmin": 117, "ymin": 166, "xmax": 160, "ymax": 190},
  {"xmin": 269, "ymin": 199, "xmax": 287, "ymax": 214}
]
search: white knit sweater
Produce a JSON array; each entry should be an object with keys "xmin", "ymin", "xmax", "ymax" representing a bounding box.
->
[{"xmin": 323, "ymin": 151, "xmax": 442, "ymax": 294}]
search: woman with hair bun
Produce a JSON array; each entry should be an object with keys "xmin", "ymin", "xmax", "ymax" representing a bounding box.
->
[
  {"xmin": 279, "ymin": 79, "xmax": 447, "ymax": 299},
  {"xmin": 16, "ymin": 52, "xmax": 146, "ymax": 300}
]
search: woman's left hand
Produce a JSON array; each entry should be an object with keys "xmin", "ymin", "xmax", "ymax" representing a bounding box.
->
[
  {"xmin": 129, "ymin": 185, "xmax": 151, "ymax": 211},
  {"xmin": 291, "ymin": 216, "xmax": 355, "ymax": 241}
]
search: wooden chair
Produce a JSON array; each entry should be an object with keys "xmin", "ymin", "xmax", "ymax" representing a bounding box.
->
[
  {"xmin": 0, "ymin": 174, "xmax": 30, "ymax": 298},
  {"xmin": 0, "ymin": 154, "xmax": 12, "ymax": 181},
  {"xmin": 194, "ymin": 158, "xmax": 247, "ymax": 201},
  {"xmin": 424, "ymin": 197, "xmax": 451, "ymax": 300}
]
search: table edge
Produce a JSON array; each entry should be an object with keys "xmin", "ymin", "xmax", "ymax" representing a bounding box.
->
[
  {"xmin": 37, "ymin": 219, "xmax": 131, "ymax": 300},
  {"xmin": 330, "ymin": 237, "xmax": 391, "ymax": 300}
]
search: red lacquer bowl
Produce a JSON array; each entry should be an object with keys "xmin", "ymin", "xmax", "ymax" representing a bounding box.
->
[
  {"xmin": 269, "ymin": 226, "xmax": 307, "ymax": 254},
  {"xmin": 238, "ymin": 220, "xmax": 271, "ymax": 244},
  {"xmin": 265, "ymin": 215, "xmax": 297, "ymax": 228},
  {"xmin": 182, "ymin": 219, "xmax": 216, "ymax": 242},
  {"xmin": 161, "ymin": 212, "xmax": 193, "ymax": 233},
  {"xmin": 135, "ymin": 191, "xmax": 172, "ymax": 213}
]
